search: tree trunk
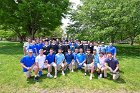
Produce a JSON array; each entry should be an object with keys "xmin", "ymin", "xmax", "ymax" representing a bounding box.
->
[
  {"xmin": 110, "ymin": 35, "xmax": 115, "ymax": 43},
  {"xmin": 130, "ymin": 37, "xmax": 134, "ymax": 45}
]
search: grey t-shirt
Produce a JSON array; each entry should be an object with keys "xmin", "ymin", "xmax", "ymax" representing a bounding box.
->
[{"xmin": 86, "ymin": 53, "xmax": 94, "ymax": 64}]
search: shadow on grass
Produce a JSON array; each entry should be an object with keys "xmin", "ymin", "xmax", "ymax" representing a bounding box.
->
[
  {"xmin": 105, "ymin": 73, "xmax": 126, "ymax": 84},
  {"xmin": 0, "ymin": 42, "xmax": 23, "ymax": 55},
  {"xmin": 115, "ymin": 44, "xmax": 140, "ymax": 57}
]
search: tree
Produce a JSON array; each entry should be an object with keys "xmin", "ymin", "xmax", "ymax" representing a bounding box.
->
[
  {"xmin": 67, "ymin": 0, "xmax": 140, "ymax": 45},
  {"xmin": 0, "ymin": 0, "xmax": 69, "ymax": 42}
]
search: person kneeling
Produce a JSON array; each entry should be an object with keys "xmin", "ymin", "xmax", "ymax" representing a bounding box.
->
[
  {"xmin": 35, "ymin": 49, "xmax": 53, "ymax": 78},
  {"xmin": 104, "ymin": 52, "xmax": 119, "ymax": 80},
  {"xmin": 97, "ymin": 52, "xmax": 106, "ymax": 79},
  {"xmin": 65, "ymin": 49, "xmax": 74, "ymax": 72},
  {"xmin": 55, "ymin": 49, "xmax": 66, "ymax": 76},
  {"xmin": 46, "ymin": 49, "xmax": 57, "ymax": 78},
  {"xmin": 85, "ymin": 49, "xmax": 94, "ymax": 80},
  {"xmin": 76, "ymin": 48, "xmax": 87, "ymax": 76},
  {"xmin": 20, "ymin": 49, "xmax": 39, "ymax": 82}
]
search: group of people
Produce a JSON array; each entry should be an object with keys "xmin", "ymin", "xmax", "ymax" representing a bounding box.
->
[{"xmin": 20, "ymin": 38, "xmax": 119, "ymax": 82}]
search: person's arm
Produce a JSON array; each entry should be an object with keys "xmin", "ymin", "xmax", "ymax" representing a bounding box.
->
[
  {"xmin": 35, "ymin": 57, "xmax": 39, "ymax": 69},
  {"xmin": 23, "ymin": 47, "xmax": 26, "ymax": 55},
  {"xmin": 104, "ymin": 60, "xmax": 113, "ymax": 72},
  {"xmin": 23, "ymin": 43, "xmax": 27, "ymax": 55},
  {"xmin": 20, "ymin": 63, "xmax": 29, "ymax": 70},
  {"xmin": 35, "ymin": 48, "xmax": 38, "ymax": 55},
  {"xmin": 114, "ymin": 47, "xmax": 117, "ymax": 58},
  {"xmin": 113, "ymin": 64, "xmax": 119, "ymax": 73},
  {"xmin": 113, "ymin": 60, "xmax": 119, "ymax": 73},
  {"xmin": 62, "ymin": 55, "xmax": 65, "ymax": 63},
  {"xmin": 20, "ymin": 57, "xmax": 30, "ymax": 70},
  {"xmin": 82, "ymin": 55, "xmax": 86, "ymax": 64}
]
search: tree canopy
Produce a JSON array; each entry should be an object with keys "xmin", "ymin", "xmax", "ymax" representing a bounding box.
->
[
  {"xmin": 0, "ymin": 0, "xmax": 69, "ymax": 41},
  {"xmin": 67, "ymin": 0, "xmax": 140, "ymax": 45}
]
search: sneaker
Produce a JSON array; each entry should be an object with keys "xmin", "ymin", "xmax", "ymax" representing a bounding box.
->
[
  {"xmin": 47, "ymin": 74, "xmax": 53, "ymax": 78},
  {"xmin": 99, "ymin": 74, "xmax": 102, "ymax": 78},
  {"xmin": 62, "ymin": 71, "xmax": 65, "ymax": 76},
  {"xmin": 71, "ymin": 69, "xmax": 74, "ymax": 72},
  {"xmin": 54, "ymin": 75, "xmax": 57, "ymax": 79},
  {"xmin": 84, "ymin": 73, "xmax": 87, "ymax": 76},
  {"xmin": 90, "ymin": 75, "xmax": 92, "ymax": 80},
  {"xmin": 34, "ymin": 76, "xmax": 39, "ymax": 82}
]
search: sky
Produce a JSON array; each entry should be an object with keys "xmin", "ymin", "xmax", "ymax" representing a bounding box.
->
[{"xmin": 61, "ymin": 0, "xmax": 81, "ymax": 33}]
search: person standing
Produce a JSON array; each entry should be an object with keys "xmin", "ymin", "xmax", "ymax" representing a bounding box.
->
[
  {"xmin": 106, "ymin": 43, "xmax": 117, "ymax": 58},
  {"xmin": 42, "ymin": 41, "xmax": 50, "ymax": 55},
  {"xmin": 23, "ymin": 38, "xmax": 32, "ymax": 55}
]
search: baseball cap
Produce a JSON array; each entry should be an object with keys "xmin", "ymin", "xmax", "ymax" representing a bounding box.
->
[{"xmin": 28, "ymin": 49, "xmax": 33, "ymax": 53}]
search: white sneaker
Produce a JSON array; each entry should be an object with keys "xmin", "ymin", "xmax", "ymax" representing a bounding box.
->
[
  {"xmin": 62, "ymin": 71, "xmax": 65, "ymax": 76},
  {"xmin": 90, "ymin": 75, "xmax": 92, "ymax": 80},
  {"xmin": 54, "ymin": 75, "xmax": 57, "ymax": 79},
  {"xmin": 98, "ymin": 74, "xmax": 102, "ymax": 79},
  {"xmin": 84, "ymin": 73, "xmax": 87, "ymax": 76},
  {"xmin": 47, "ymin": 74, "xmax": 53, "ymax": 78},
  {"xmin": 71, "ymin": 69, "xmax": 74, "ymax": 72},
  {"xmin": 100, "ymin": 74, "xmax": 102, "ymax": 78}
]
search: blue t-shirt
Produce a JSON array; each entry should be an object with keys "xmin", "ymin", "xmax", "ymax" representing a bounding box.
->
[
  {"xmin": 20, "ymin": 55, "xmax": 35, "ymax": 72},
  {"xmin": 76, "ymin": 53, "xmax": 86, "ymax": 63},
  {"xmin": 55, "ymin": 53, "xmax": 65, "ymax": 65},
  {"xmin": 70, "ymin": 46, "xmax": 75, "ymax": 53},
  {"xmin": 46, "ymin": 53, "xmax": 55, "ymax": 64},
  {"xmin": 65, "ymin": 53, "xmax": 74, "ymax": 64},
  {"xmin": 99, "ymin": 45, "xmax": 106, "ymax": 54},
  {"xmin": 94, "ymin": 53, "xmax": 99, "ymax": 67},
  {"xmin": 73, "ymin": 52, "xmax": 78, "ymax": 62},
  {"xmin": 28, "ymin": 44, "xmax": 37, "ymax": 53},
  {"xmin": 36, "ymin": 43, "xmax": 44, "ymax": 54},
  {"xmin": 106, "ymin": 46, "xmax": 116, "ymax": 55},
  {"xmin": 105, "ymin": 58, "xmax": 119, "ymax": 70}
]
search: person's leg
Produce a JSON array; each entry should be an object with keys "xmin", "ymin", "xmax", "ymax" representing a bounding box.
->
[
  {"xmin": 90, "ymin": 63, "xmax": 94, "ymax": 80},
  {"xmin": 61, "ymin": 63, "xmax": 65, "ymax": 76},
  {"xmin": 71, "ymin": 61, "xmax": 74, "ymax": 72},
  {"xmin": 47, "ymin": 64, "xmax": 53, "ymax": 78},
  {"xmin": 38, "ymin": 68, "xmax": 43, "ymax": 76},
  {"xmin": 75, "ymin": 62, "xmax": 78, "ymax": 69},
  {"xmin": 24, "ymin": 71, "xmax": 31, "ymax": 79},
  {"xmin": 52, "ymin": 62, "xmax": 57, "ymax": 78},
  {"xmin": 69, "ymin": 63, "xmax": 71, "ymax": 70},
  {"xmin": 113, "ymin": 72, "xmax": 119, "ymax": 80},
  {"xmin": 33, "ymin": 66, "xmax": 39, "ymax": 81},
  {"xmin": 104, "ymin": 67, "xmax": 108, "ymax": 78},
  {"xmin": 97, "ymin": 63, "xmax": 102, "ymax": 78},
  {"xmin": 83, "ymin": 63, "xmax": 87, "ymax": 76},
  {"xmin": 34, "ymin": 66, "xmax": 39, "ymax": 77}
]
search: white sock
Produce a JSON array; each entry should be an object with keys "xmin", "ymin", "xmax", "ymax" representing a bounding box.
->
[{"xmin": 90, "ymin": 74, "xmax": 93, "ymax": 77}]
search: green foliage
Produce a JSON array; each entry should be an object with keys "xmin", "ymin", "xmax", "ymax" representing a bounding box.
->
[
  {"xmin": 0, "ymin": 0, "xmax": 69, "ymax": 40},
  {"xmin": 0, "ymin": 30, "xmax": 15, "ymax": 39},
  {"xmin": 67, "ymin": 0, "xmax": 140, "ymax": 44}
]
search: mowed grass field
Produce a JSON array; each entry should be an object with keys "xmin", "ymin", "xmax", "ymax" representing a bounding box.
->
[{"xmin": 0, "ymin": 41, "xmax": 140, "ymax": 93}]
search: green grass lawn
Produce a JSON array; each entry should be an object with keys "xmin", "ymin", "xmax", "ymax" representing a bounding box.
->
[{"xmin": 0, "ymin": 41, "xmax": 140, "ymax": 93}]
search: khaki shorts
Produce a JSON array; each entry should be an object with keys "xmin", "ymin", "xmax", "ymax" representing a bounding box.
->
[
  {"xmin": 24, "ymin": 65, "xmax": 38, "ymax": 78},
  {"xmin": 86, "ymin": 63, "xmax": 94, "ymax": 69}
]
